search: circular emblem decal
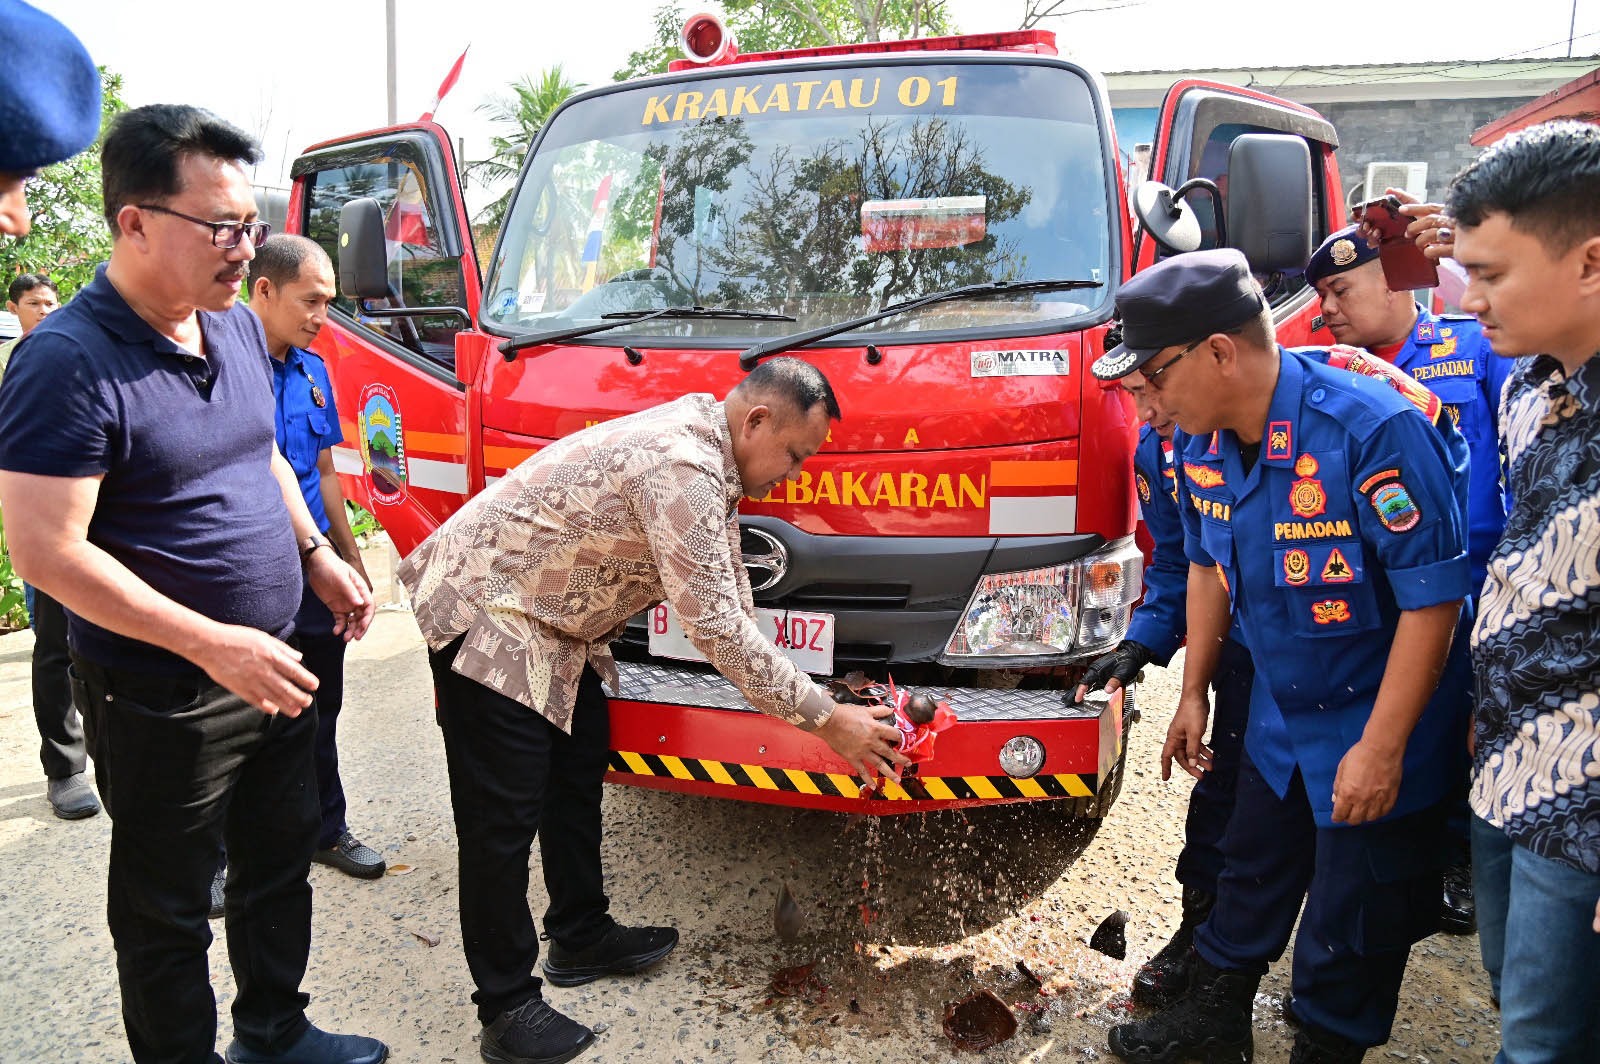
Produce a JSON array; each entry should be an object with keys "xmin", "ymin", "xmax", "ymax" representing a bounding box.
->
[{"xmin": 357, "ymin": 382, "xmax": 407, "ymax": 503}]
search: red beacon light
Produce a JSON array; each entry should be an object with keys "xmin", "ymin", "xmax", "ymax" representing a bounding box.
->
[{"xmin": 680, "ymin": 13, "xmax": 738, "ymax": 66}]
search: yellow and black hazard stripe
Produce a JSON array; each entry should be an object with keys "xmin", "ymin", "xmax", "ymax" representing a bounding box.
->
[{"xmin": 607, "ymin": 751, "xmax": 1097, "ymax": 802}]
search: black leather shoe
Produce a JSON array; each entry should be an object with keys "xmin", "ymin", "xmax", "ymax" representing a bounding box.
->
[
  {"xmin": 542, "ymin": 924, "xmax": 679, "ymax": 987},
  {"xmin": 1439, "ymin": 861, "xmax": 1475, "ymax": 935},
  {"xmin": 225, "ymin": 1023, "xmax": 387, "ymax": 1063},
  {"xmin": 209, "ymin": 866, "xmax": 226, "ymax": 921},
  {"xmin": 312, "ymin": 831, "xmax": 387, "ymax": 880},
  {"xmin": 481, "ymin": 998, "xmax": 594, "ymax": 1064}
]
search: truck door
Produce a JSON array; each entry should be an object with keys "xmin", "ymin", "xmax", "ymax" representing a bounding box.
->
[
  {"xmin": 287, "ymin": 124, "xmax": 482, "ymax": 548},
  {"xmin": 1141, "ymin": 82, "xmax": 1341, "ymax": 347}
]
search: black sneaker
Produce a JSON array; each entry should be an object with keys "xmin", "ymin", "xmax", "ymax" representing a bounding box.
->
[
  {"xmin": 312, "ymin": 831, "xmax": 387, "ymax": 880},
  {"xmin": 209, "ymin": 866, "xmax": 226, "ymax": 921},
  {"xmin": 481, "ymin": 998, "xmax": 594, "ymax": 1064},
  {"xmin": 541, "ymin": 924, "xmax": 679, "ymax": 987}
]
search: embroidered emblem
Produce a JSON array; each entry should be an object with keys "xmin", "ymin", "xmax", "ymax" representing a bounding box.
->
[
  {"xmin": 1312, "ymin": 599, "xmax": 1351, "ymax": 625},
  {"xmin": 1330, "ymin": 239, "xmax": 1357, "ymax": 266},
  {"xmin": 1369, "ymin": 480, "xmax": 1422, "ymax": 533},
  {"xmin": 1416, "ymin": 320, "xmax": 1437, "ymax": 343},
  {"xmin": 1445, "ymin": 404, "xmax": 1461, "ymax": 428},
  {"xmin": 1136, "ymin": 472, "xmax": 1151, "ymax": 504},
  {"xmin": 1320, "ymin": 547, "xmax": 1353, "ymax": 583},
  {"xmin": 1094, "ymin": 346, "xmax": 1139, "ymax": 378},
  {"xmin": 1283, "ymin": 548, "xmax": 1310, "ymax": 586},
  {"xmin": 1184, "ymin": 462, "xmax": 1226, "ymax": 489},
  {"xmin": 1267, "ymin": 421, "xmax": 1292, "ymax": 461},
  {"xmin": 1357, "ymin": 468, "xmax": 1400, "ymax": 494},
  {"xmin": 1289, "ymin": 454, "xmax": 1327, "ymax": 519},
  {"xmin": 1430, "ymin": 335, "xmax": 1458, "ymax": 359}
]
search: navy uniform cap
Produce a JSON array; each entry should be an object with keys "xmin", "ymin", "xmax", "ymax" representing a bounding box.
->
[
  {"xmin": 1304, "ymin": 224, "xmax": 1379, "ymax": 288},
  {"xmin": 1091, "ymin": 248, "xmax": 1264, "ymax": 381},
  {"xmin": 0, "ymin": 0, "xmax": 101, "ymax": 173}
]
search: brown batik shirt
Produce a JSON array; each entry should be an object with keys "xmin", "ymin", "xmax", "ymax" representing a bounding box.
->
[{"xmin": 399, "ymin": 393, "xmax": 833, "ymax": 734}]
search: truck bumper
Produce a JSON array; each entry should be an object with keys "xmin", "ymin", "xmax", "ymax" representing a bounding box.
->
[{"xmin": 604, "ymin": 661, "xmax": 1126, "ymax": 815}]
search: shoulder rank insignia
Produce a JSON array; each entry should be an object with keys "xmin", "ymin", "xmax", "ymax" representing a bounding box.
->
[
  {"xmin": 1267, "ymin": 420, "xmax": 1292, "ymax": 461},
  {"xmin": 1359, "ymin": 468, "xmax": 1422, "ymax": 533},
  {"xmin": 1283, "ymin": 548, "xmax": 1310, "ymax": 586},
  {"xmin": 1289, "ymin": 454, "xmax": 1327, "ymax": 519},
  {"xmin": 1312, "ymin": 599, "xmax": 1351, "ymax": 625},
  {"xmin": 1184, "ymin": 462, "xmax": 1226, "ymax": 489}
]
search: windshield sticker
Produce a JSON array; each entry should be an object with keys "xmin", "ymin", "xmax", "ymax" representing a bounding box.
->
[
  {"xmin": 357, "ymin": 383, "xmax": 406, "ymax": 503},
  {"xmin": 863, "ymin": 196, "xmax": 985, "ymax": 252},
  {"xmin": 642, "ymin": 75, "xmax": 959, "ymax": 125},
  {"xmin": 971, "ymin": 349, "xmax": 1070, "ymax": 378}
]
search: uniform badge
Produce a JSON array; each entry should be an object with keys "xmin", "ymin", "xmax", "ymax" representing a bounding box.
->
[
  {"xmin": 311, "ymin": 385, "xmax": 327, "ymax": 408},
  {"xmin": 1445, "ymin": 404, "xmax": 1461, "ymax": 428},
  {"xmin": 1367, "ymin": 478, "xmax": 1422, "ymax": 533},
  {"xmin": 1320, "ymin": 547, "xmax": 1353, "ymax": 583},
  {"xmin": 1416, "ymin": 320, "xmax": 1437, "ymax": 343},
  {"xmin": 1184, "ymin": 462, "xmax": 1226, "ymax": 489},
  {"xmin": 1312, "ymin": 599, "xmax": 1351, "ymax": 625},
  {"xmin": 1267, "ymin": 420, "xmax": 1292, "ymax": 461},
  {"xmin": 1289, "ymin": 454, "xmax": 1327, "ymax": 519},
  {"xmin": 1283, "ymin": 548, "xmax": 1310, "ymax": 586},
  {"xmin": 1430, "ymin": 335, "xmax": 1458, "ymax": 359},
  {"xmin": 1330, "ymin": 239, "xmax": 1357, "ymax": 266},
  {"xmin": 1136, "ymin": 472, "xmax": 1151, "ymax": 504}
]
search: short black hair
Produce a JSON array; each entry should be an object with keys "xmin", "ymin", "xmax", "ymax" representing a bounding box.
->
[
  {"xmin": 1447, "ymin": 120, "xmax": 1600, "ymax": 253},
  {"xmin": 252, "ymin": 233, "xmax": 331, "ymax": 292},
  {"xmin": 736, "ymin": 356, "xmax": 841, "ymax": 421},
  {"xmin": 101, "ymin": 104, "xmax": 262, "ymax": 234},
  {"xmin": 8, "ymin": 273, "xmax": 57, "ymax": 303}
]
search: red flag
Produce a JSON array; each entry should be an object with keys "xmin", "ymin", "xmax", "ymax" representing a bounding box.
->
[{"xmin": 420, "ymin": 46, "xmax": 469, "ymax": 122}]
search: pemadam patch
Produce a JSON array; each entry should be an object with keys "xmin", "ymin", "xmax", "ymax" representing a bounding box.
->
[
  {"xmin": 1289, "ymin": 454, "xmax": 1327, "ymax": 519},
  {"xmin": 1283, "ymin": 548, "xmax": 1311, "ymax": 586},
  {"xmin": 1361, "ymin": 469, "xmax": 1422, "ymax": 533},
  {"xmin": 1136, "ymin": 472, "xmax": 1152, "ymax": 504},
  {"xmin": 1311, "ymin": 599, "xmax": 1351, "ymax": 625}
]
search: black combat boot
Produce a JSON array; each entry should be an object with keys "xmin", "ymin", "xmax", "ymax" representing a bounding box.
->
[
  {"xmin": 1289, "ymin": 1023, "xmax": 1366, "ymax": 1063},
  {"xmin": 1108, "ymin": 954, "xmax": 1258, "ymax": 1063},
  {"xmin": 1131, "ymin": 886, "xmax": 1216, "ymax": 1008}
]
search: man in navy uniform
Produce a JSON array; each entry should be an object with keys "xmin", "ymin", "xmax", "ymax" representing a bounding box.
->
[
  {"xmin": 1075, "ymin": 358, "xmax": 1256, "ymax": 1009},
  {"xmin": 1305, "ymin": 225, "xmax": 1509, "ymax": 933},
  {"xmin": 1095, "ymin": 249, "xmax": 1472, "ymax": 1063}
]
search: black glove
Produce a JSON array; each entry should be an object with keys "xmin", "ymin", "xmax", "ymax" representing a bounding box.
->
[{"xmin": 1077, "ymin": 640, "xmax": 1154, "ymax": 697}]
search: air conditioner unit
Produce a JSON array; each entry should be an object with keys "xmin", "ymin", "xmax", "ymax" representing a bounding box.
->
[{"xmin": 1364, "ymin": 161, "xmax": 1428, "ymax": 202}]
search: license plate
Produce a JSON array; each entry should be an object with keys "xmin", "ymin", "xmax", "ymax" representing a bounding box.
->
[{"xmin": 647, "ymin": 603, "xmax": 835, "ymax": 675}]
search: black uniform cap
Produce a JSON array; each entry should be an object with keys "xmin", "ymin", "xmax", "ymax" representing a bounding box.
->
[{"xmin": 1091, "ymin": 248, "xmax": 1265, "ymax": 381}]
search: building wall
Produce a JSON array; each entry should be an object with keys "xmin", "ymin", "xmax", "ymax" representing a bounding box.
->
[{"xmin": 1313, "ymin": 97, "xmax": 1533, "ymax": 209}]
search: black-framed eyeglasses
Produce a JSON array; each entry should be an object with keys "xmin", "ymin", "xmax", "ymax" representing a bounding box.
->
[
  {"xmin": 137, "ymin": 203, "xmax": 271, "ymax": 249},
  {"xmin": 1140, "ymin": 336, "xmax": 1206, "ymax": 389}
]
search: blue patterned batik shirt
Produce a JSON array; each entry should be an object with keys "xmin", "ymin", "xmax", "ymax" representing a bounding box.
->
[{"xmin": 1471, "ymin": 353, "xmax": 1600, "ymax": 875}]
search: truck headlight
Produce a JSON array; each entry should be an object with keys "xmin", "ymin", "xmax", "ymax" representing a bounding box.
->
[
  {"xmin": 939, "ymin": 537, "xmax": 1142, "ymax": 665},
  {"xmin": 998, "ymin": 735, "xmax": 1046, "ymax": 778}
]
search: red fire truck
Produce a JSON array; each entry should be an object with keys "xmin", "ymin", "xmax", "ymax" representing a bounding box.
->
[{"xmin": 283, "ymin": 17, "xmax": 1341, "ymax": 816}]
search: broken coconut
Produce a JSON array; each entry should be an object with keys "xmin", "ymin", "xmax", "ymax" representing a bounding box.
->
[{"xmin": 942, "ymin": 989, "xmax": 1018, "ymax": 1051}]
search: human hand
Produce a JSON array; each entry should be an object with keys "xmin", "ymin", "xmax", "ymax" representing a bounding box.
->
[
  {"xmin": 1593, "ymin": 896, "xmax": 1599, "ymax": 933},
  {"xmin": 195, "ymin": 623, "xmax": 318, "ymax": 717},
  {"xmin": 1161, "ymin": 692, "xmax": 1213, "ymax": 781},
  {"xmin": 815, "ymin": 700, "xmax": 911, "ymax": 782},
  {"xmin": 1376, "ymin": 187, "xmax": 1456, "ymax": 261},
  {"xmin": 308, "ymin": 548, "xmax": 375, "ymax": 640},
  {"xmin": 1332, "ymin": 738, "xmax": 1404, "ymax": 824},
  {"xmin": 1074, "ymin": 640, "xmax": 1153, "ymax": 702}
]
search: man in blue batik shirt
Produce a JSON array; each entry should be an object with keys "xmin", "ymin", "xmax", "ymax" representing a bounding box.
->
[
  {"xmin": 250, "ymin": 235, "xmax": 386, "ymax": 881},
  {"xmin": 1095, "ymin": 249, "xmax": 1473, "ymax": 1064},
  {"xmin": 1305, "ymin": 223, "xmax": 1512, "ymax": 934}
]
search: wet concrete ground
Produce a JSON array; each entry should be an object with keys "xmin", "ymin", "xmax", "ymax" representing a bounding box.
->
[{"xmin": 0, "ymin": 544, "xmax": 1499, "ymax": 1062}]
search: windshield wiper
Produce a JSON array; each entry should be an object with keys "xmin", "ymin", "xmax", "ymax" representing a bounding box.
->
[
  {"xmin": 737, "ymin": 278, "xmax": 1103, "ymax": 369},
  {"xmin": 500, "ymin": 306, "xmax": 798, "ymax": 361}
]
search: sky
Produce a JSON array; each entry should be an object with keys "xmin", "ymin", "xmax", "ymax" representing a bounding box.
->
[{"xmin": 35, "ymin": 0, "xmax": 1600, "ymax": 206}]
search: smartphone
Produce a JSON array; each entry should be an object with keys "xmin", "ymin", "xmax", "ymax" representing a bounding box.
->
[{"xmin": 1352, "ymin": 196, "xmax": 1439, "ymax": 291}]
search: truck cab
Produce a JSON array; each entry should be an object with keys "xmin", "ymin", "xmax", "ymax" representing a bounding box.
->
[{"xmin": 283, "ymin": 24, "xmax": 1342, "ymax": 816}]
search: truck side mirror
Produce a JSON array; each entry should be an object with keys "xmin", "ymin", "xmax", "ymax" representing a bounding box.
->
[
  {"xmin": 1130, "ymin": 181, "xmax": 1202, "ymax": 255},
  {"xmin": 338, "ymin": 197, "xmax": 390, "ymax": 301},
  {"xmin": 1225, "ymin": 134, "xmax": 1312, "ymax": 274}
]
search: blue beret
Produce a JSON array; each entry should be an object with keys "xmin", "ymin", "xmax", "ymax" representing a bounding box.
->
[
  {"xmin": 1091, "ymin": 248, "xmax": 1264, "ymax": 380},
  {"xmin": 0, "ymin": 0, "xmax": 101, "ymax": 173},
  {"xmin": 1304, "ymin": 224, "xmax": 1379, "ymax": 287}
]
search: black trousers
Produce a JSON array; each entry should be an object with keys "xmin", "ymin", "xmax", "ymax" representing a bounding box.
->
[
  {"xmin": 72, "ymin": 654, "xmax": 319, "ymax": 1064},
  {"xmin": 30, "ymin": 589, "xmax": 85, "ymax": 779},
  {"xmin": 430, "ymin": 637, "xmax": 614, "ymax": 1025},
  {"xmin": 297, "ymin": 585, "xmax": 351, "ymax": 849}
]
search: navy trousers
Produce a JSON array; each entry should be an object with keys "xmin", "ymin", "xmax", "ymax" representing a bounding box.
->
[
  {"xmin": 1174, "ymin": 635, "xmax": 1253, "ymax": 892},
  {"xmin": 1195, "ymin": 751, "xmax": 1447, "ymax": 1047}
]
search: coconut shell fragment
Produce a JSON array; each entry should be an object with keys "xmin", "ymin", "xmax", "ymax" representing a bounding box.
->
[
  {"xmin": 942, "ymin": 988, "xmax": 1018, "ymax": 1051},
  {"xmin": 1090, "ymin": 909, "xmax": 1129, "ymax": 960}
]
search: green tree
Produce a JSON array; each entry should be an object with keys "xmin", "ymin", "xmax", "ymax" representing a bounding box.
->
[
  {"xmin": 467, "ymin": 66, "xmax": 584, "ymax": 231},
  {"xmin": 0, "ymin": 68, "xmax": 127, "ymax": 297},
  {"xmin": 614, "ymin": 0, "xmax": 953, "ymax": 80}
]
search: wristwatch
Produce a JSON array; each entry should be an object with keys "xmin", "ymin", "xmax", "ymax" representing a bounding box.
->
[{"xmin": 299, "ymin": 533, "xmax": 331, "ymax": 563}]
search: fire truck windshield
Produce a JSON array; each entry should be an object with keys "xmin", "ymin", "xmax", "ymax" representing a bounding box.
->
[{"xmin": 482, "ymin": 61, "xmax": 1114, "ymax": 345}]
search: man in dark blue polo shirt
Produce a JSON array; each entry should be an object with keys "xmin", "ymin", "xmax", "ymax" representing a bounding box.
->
[
  {"xmin": 250, "ymin": 234, "xmax": 386, "ymax": 880},
  {"xmin": 0, "ymin": 105, "xmax": 384, "ymax": 1064}
]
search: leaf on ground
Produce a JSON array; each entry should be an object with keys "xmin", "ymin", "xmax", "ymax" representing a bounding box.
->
[
  {"xmin": 385, "ymin": 864, "xmax": 416, "ymax": 876},
  {"xmin": 410, "ymin": 929, "xmax": 440, "ymax": 947}
]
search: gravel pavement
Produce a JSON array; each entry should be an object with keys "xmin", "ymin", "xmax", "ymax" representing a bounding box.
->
[{"xmin": 0, "ymin": 544, "xmax": 1501, "ymax": 1062}]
